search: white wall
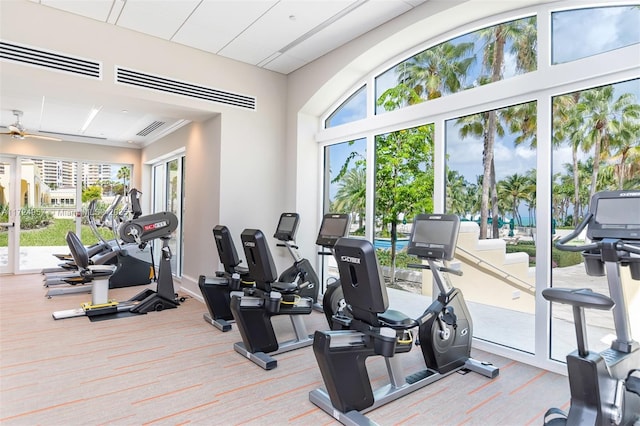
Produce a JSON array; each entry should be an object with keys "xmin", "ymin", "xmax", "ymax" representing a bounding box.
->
[{"xmin": 1, "ymin": 0, "xmax": 290, "ymax": 295}]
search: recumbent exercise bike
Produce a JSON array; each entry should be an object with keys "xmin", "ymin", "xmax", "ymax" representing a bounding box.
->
[{"xmin": 310, "ymin": 213, "xmax": 498, "ymax": 425}]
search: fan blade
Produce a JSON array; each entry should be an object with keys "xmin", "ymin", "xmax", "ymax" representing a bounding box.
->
[{"xmin": 25, "ymin": 133, "xmax": 62, "ymax": 141}]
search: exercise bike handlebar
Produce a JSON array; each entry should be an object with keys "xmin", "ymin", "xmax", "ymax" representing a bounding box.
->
[
  {"xmin": 555, "ymin": 212, "xmax": 599, "ymax": 252},
  {"xmin": 555, "ymin": 211, "xmax": 640, "ymax": 256},
  {"xmin": 619, "ymin": 241, "xmax": 640, "ymax": 255},
  {"xmin": 407, "ymin": 263, "xmax": 463, "ymax": 276}
]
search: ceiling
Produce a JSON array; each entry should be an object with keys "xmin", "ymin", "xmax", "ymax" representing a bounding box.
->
[{"xmin": 0, "ymin": 0, "xmax": 428, "ymax": 148}]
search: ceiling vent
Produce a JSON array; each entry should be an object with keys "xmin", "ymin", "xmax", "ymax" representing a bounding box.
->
[
  {"xmin": 0, "ymin": 40, "xmax": 101, "ymax": 79},
  {"xmin": 116, "ymin": 67, "xmax": 256, "ymax": 110},
  {"xmin": 136, "ymin": 121, "xmax": 166, "ymax": 137}
]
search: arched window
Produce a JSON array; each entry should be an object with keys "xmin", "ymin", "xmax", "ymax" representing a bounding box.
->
[{"xmin": 316, "ymin": 1, "xmax": 639, "ymax": 368}]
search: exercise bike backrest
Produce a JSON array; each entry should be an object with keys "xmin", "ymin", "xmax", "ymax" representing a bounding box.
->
[
  {"xmin": 333, "ymin": 237, "xmax": 388, "ymax": 326},
  {"xmin": 66, "ymin": 231, "xmax": 90, "ymax": 271},
  {"xmin": 213, "ymin": 225, "xmax": 243, "ymax": 274},
  {"xmin": 241, "ymin": 229, "xmax": 279, "ymax": 292}
]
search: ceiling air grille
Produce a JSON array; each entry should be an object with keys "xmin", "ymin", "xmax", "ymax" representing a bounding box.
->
[
  {"xmin": 0, "ymin": 40, "xmax": 101, "ymax": 79},
  {"xmin": 136, "ymin": 121, "xmax": 165, "ymax": 137},
  {"xmin": 116, "ymin": 67, "xmax": 256, "ymax": 111}
]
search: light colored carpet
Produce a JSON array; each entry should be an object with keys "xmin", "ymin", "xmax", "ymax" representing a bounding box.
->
[{"xmin": 0, "ymin": 273, "xmax": 569, "ymax": 425}]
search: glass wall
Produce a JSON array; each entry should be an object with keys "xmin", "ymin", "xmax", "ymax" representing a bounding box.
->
[
  {"xmin": 550, "ymin": 78, "xmax": 640, "ymax": 360},
  {"xmin": 152, "ymin": 155, "xmax": 185, "ymax": 277},
  {"xmin": 446, "ymin": 101, "xmax": 538, "ymax": 352},
  {"xmin": 12, "ymin": 158, "xmax": 134, "ymax": 272},
  {"xmin": 321, "ymin": 139, "xmax": 367, "ymax": 287},
  {"xmin": 374, "ymin": 124, "xmax": 434, "ymax": 293},
  {"xmin": 316, "ymin": 1, "xmax": 639, "ymax": 366}
]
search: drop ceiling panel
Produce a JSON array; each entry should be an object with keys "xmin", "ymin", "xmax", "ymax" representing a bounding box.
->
[
  {"xmin": 281, "ymin": 1, "xmax": 414, "ymax": 63},
  {"xmin": 172, "ymin": 1, "xmax": 278, "ymax": 54},
  {"xmin": 263, "ymin": 53, "xmax": 306, "ymax": 74},
  {"xmin": 219, "ymin": 0, "xmax": 357, "ymax": 63},
  {"xmin": 115, "ymin": 0, "xmax": 201, "ymax": 40},
  {"xmin": 40, "ymin": 0, "xmax": 113, "ymax": 21}
]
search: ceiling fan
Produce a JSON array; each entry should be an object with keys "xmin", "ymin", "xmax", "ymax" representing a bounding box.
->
[{"xmin": 1, "ymin": 110, "xmax": 61, "ymax": 141}]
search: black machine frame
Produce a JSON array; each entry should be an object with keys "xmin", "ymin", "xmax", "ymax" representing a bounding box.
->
[
  {"xmin": 543, "ymin": 190, "xmax": 640, "ymax": 426},
  {"xmin": 310, "ymin": 214, "xmax": 498, "ymax": 425}
]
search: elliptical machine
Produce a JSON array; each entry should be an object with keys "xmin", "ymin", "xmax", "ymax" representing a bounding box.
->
[
  {"xmin": 310, "ymin": 214, "xmax": 498, "ymax": 425},
  {"xmin": 542, "ymin": 190, "xmax": 640, "ymax": 426}
]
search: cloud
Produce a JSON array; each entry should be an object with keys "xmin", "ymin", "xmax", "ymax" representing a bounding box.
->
[{"xmin": 552, "ymin": 6, "xmax": 639, "ymax": 63}]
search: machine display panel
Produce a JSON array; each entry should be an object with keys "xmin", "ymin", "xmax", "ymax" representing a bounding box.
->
[
  {"xmin": 407, "ymin": 214, "xmax": 460, "ymax": 261},
  {"xmin": 588, "ymin": 191, "xmax": 640, "ymax": 240},
  {"xmin": 274, "ymin": 213, "xmax": 300, "ymax": 241},
  {"xmin": 316, "ymin": 214, "xmax": 350, "ymax": 248}
]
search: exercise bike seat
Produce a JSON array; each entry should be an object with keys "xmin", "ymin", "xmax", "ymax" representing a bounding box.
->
[
  {"xmin": 66, "ymin": 231, "xmax": 115, "ymax": 280},
  {"xmin": 541, "ymin": 288, "xmax": 614, "ymax": 311},
  {"xmin": 271, "ymin": 280, "xmax": 299, "ymax": 294},
  {"xmin": 378, "ymin": 309, "xmax": 419, "ymax": 330}
]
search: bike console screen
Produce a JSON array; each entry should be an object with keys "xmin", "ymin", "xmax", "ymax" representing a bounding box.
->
[
  {"xmin": 274, "ymin": 213, "xmax": 300, "ymax": 242},
  {"xmin": 316, "ymin": 214, "xmax": 350, "ymax": 248},
  {"xmin": 408, "ymin": 214, "xmax": 460, "ymax": 261},
  {"xmin": 588, "ymin": 191, "xmax": 640, "ymax": 241}
]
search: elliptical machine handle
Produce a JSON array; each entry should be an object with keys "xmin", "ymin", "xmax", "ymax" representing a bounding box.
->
[{"xmin": 555, "ymin": 212, "xmax": 599, "ymax": 252}]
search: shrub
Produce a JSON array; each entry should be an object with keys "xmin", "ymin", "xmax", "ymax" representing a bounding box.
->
[
  {"xmin": 505, "ymin": 240, "xmax": 583, "ymax": 268},
  {"xmin": 19, "ymin": 206, "xmax": 54, "ymax": 230},
  {"xmin": 375, "ymin": 248, "xmax": 415, "ymax": 269}
]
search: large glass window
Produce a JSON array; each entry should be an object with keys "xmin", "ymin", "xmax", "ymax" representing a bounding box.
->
[
  {"xmin": 446, "ymin": 101, "xmax": 537, "ymax": 353},
  {"xmin": 152, "ymin": 155, "xmax": 185, "ymax": 277},
  {"xmin": 321, "ymin": 139, "xmax": 366, "ymax": 286},
  {"xmin": 552, "ymin": 5, "xmax": 640, "ymax": 64},
  {"xmin": 375, "ymin": 16, "xmax": 537, "ymax": 115},
  {"xmin": 551, "ymin": 79, "xmax": 640, "ymax": 360},
  {"xmin": 317, "ymin": 1, "xmax": 638, "ymax": 368},
  {"xmin": 325, "ymin": 86, "xmax": 366, "ymax": 128},
  {"xmin": 14, "ymin": 158, "xmax": 133, "ymax": 272}
]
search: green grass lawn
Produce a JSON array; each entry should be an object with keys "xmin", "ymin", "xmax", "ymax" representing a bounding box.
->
[{"xmin": 0, "ymin": 219, "xmax": 116, "ymax": 247}]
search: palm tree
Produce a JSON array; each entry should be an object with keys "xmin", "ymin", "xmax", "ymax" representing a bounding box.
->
[
  {"xmin": 456, "ymin": 107, "xmax": 505, "ymax": 238},
  {"xmin": 446, "ymin": 169, "xmax": 469, "ymax": 216},
  {"xmin": 473, "ymin": 16, "xmax": 537, "ymax": 238},
  {"xmin": 605, "ymin": 119, "xmax": 640, "ymax": 189},
  {"xmin": 553, "ymin": 92, "xmax": 583, "ymax": 226},
  {"xmin": 497, "ymin": 173, "xmax": 529, "ymax": 226},
  {"xmin": 332, "ymin": 166, "xmax": 366, "ymax": 232},
  {"xmin": 576, "ymin": 86, "xmax": 640, "ymax": 205},
  {"xmin": 397, "ymin": 41, "xmax": 475, "ymax": 101},
  {"xmin": 116, "ymin": 166, "xmax": 131, "ymax": 195}
]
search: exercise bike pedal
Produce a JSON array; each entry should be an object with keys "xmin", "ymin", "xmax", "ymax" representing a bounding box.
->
[{"xmin": 543, "ymin": 407, "xmax": 568, "ymax": 426}]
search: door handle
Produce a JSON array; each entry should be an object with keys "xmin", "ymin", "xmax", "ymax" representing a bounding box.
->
[{"xmin": 0, "ymin": 222, "xmax": 14, "ymax": 227}]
